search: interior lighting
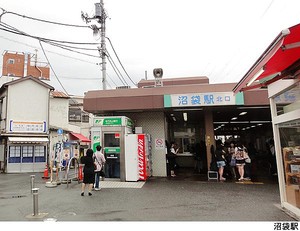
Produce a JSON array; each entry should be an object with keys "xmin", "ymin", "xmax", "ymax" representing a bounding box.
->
[
  {"xmin": 239, "ymin": 112, "xmax": 247, "ymax": 116},
  {"xmin": 183, "ymin": 112, "xmax": 187, "ymax": 122},
  {"xmin": 231, "ymin": 117, "xmax": 238, "ymax": 120}
]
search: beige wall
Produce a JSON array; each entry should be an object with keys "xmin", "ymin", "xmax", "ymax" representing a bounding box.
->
[{"xmin": 124, "ymin": 111, "xmax": 167, "ymax": 177}]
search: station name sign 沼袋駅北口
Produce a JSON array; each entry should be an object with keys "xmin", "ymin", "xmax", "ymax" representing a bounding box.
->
[{"xmin": 164, "ymin": 92, "xmax": 244, "ymax": 108}]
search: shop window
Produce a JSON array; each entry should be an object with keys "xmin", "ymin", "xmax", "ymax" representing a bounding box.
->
[
  {"xmin": 34, "ymin": 146, "xmax": 46, "ymax": 162},
  {"xmin": 22, "ymin": 146, "xmax": 33, "ymax": 163},
  {"xmin": 275, "ymin": 82, "xmax": 300, "ymax": 116},
  {"xmin": 280, "ymin": 118, "xmax": 300, "ymax": 208},
  {"xmin": 8, "ymin": 146, "xmax": 21, "ymax": 163}
]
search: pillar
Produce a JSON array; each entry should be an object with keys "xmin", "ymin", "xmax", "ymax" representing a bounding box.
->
[{"xmin": 204, "ymin": 108, "xmax": 215, "ymax": 170}]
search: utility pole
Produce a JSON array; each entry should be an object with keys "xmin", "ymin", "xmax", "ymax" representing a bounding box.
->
[
  {"xmin": 98, "ymin": 0, "xmax": 107, "ymax": 90},
  {"xmin": 82, "ymin": 0, "xmax": 107, "ymax": 90}
]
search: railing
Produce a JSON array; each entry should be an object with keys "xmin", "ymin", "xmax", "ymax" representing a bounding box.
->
[{"xmin": 66, "ymin": 157, "xmax": 81, "ymax": 188}]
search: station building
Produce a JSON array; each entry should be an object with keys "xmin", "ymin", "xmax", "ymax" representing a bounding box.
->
[{"xmin": 83, "ymin": 76, "xmax": 273, "ymax": 178}]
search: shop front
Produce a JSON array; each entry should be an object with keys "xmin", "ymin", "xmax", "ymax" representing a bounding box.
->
[
  {"xmin": 233, "ymin": 23, "xmax": 300, "ymax": 218},
  {"xmin": 6, "ymin": 136, "xmax": 48, "ymax": 173},
  {"xmin": 269, "ymin": 79, "xmax": 300, "ymax": 217}
]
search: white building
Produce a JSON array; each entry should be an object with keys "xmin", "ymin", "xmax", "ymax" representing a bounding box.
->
[{"xmin": 0, "ymin": 76, "xmax": 53, "ymax": 173}]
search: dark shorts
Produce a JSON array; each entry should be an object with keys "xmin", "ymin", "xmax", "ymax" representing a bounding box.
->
[{"xmin": 236, "ymin": 159, "xmax": 245, "ymax": 165}]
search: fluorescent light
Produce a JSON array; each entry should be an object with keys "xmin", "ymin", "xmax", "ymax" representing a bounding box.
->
[
  {"xmin": 183, "ymin": 112, "xmax": 187, "ymax": 121},
  {"xmin": 172, "ymin": 117, "xmax": 176, "ymax": 121},
  {"xmin": 246, "ymin": 68, "xmax": 264, "ymax": 86},
  {"xmin": 239, "ymin": 112, "xmax": 247, "ymax": 116},
  {"xmin": 231, "ymin": 117, "xmax": 238, "ymax": 120}
]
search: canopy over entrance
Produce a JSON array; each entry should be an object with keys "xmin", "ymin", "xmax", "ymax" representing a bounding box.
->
[
  {"xmin": 69, "ymin": 132, "xmax": 91, "ymax": 143},
  {"xmin": 233, "ymin": 23, "xmax": 300, "ymax": 93}
]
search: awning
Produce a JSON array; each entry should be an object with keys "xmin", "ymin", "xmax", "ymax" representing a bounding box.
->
[
  {"xmin": 69, "ymin": 132, "xmax": 91, "ymax": 143},
  {"xmin": 8, "ymin": 137, "xmax": 49, "ymax": 143},
  {"xmin": 233, "ymin": 23, "xmax": 300, "ymax": 93}
]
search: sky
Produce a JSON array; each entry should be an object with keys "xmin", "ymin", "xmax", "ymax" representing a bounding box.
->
[{"xmin": 1, "ymin": 0, "xmax": 300, "ymax": 96}]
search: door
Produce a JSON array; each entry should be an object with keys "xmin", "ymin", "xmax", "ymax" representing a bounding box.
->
[{"xmin": 103, "ymin": 132, "xmax": 121, "ymax": 178}]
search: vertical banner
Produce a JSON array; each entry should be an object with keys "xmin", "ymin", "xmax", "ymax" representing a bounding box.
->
[{"xmin": 138, "ymin": 134, "xmax": 147, "ymax": 180}]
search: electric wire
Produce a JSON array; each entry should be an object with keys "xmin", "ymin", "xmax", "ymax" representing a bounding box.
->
[
  {"xmin": 39, "ymin": 40, "xmax": 69, "ymax": 95},
  {"xmin": 0, "ymin": 23, "xmax": 100, "ymax": 58},
  {"xmin": 106, "ymin": 53, "xmax": 126, "ymax": 86},
  {"xmin": 106, "ymin": 73, "xmax": 117, "ymax": 87},
  {"xmin": 0, "ymin": 35, "xmax": 98, "ymax": 65},
  {"xmin": 0, "ymin": 7, "xmax": 90, "ymax": 28},
  {"xmin": 106, "ymin": 37, "xmax": 136, "ymax": 86},
  {"xmin": 106, "ymin": 50, "xmax": 128, "ymax": 85}
]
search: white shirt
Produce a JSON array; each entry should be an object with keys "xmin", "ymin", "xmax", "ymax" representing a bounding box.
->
[{"xmin": 93, "ymin": 151, "xmax": 106, "ymax": 172}]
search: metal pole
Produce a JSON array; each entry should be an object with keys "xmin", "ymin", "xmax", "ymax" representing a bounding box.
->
[
  {"xmin": 32, "ymin": 188, "xmax": 39, "ymax": 216},
  {"xmin": 30, "ymin": 175, "xmax": 35, "ymax": 194},
  {"xmin": 100, "ymin": 0, "xmax": 107, "ymax": 90}
]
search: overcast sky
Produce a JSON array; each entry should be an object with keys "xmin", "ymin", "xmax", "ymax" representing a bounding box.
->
[{"xmin": 1, "ymin": 0, "xmax": 300, "ymax": 96}]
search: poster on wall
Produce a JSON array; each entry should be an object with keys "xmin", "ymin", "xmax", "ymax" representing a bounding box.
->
[{"xmin": 155, "ymin": 138, "xmax": 165, "ymax": 150}]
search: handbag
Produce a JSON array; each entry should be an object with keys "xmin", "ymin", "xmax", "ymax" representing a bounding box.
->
[
  {"xmin": 230, "ymin": 157, "xmax": 236, "ymax": 167},
  {"xmin": 99, "ymin": 169, "xmax": 105, "ymax": 177}
]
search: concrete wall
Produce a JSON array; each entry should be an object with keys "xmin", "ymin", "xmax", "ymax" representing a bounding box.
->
[
  {"xmin": 49, "ymin": 97, "xmax": 69, "ymax": 130},
  {"xmin": 6, "ymin": 80, "xmax": 49, "ymax": 129}
]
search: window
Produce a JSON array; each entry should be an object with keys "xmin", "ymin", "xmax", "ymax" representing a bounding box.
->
[
  {"xmin": 104, "ymin": 133, "xmax": 120, "ymax": 147},
  {"xmin": 8, "ymin": 146, "xmax": 21, "ymax": 163},
  {"xmin": 82, "ymin": 112, "xmax": 89, "ymax": 123},
  {"xmin": 275, "ymin": 82, "xmax": 300, "ymax": 116},
  {"xmin": 8, "ymin": 145, "xmax": 47, "ymax": 164},
  {"xmin": 69, "ymin": 108, "xmax": 81, "ymax": 122},
  {"xmin": 8, "ymin": 59, "xmax": 15, "ymax": 64},
  {"xmin": 35, "ymin": 146, "xmax": 46, "ymax": 162},
  {"xmin": 22, "ymin": 146, "xmax": 34, "ymax": 163}
]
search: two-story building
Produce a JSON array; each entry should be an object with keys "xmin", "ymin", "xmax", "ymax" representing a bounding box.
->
[{"xmin": 0, "ymin": 76, "xmax": 53, "ymax": 173}]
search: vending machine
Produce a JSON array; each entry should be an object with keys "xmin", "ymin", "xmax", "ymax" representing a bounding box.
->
[{"xmin": 124, "ymin": 134, "xmax": 152, "ymax": 181}]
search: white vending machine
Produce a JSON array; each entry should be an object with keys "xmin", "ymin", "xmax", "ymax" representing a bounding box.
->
[{"xmin": 124, "ymin": 134, "xmax": 152, "ymax": 181}]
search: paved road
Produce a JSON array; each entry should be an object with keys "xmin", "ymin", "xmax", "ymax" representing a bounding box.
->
[{"xmin": 0, "ymin": 172, "xmax": 297, "ymax": 223}]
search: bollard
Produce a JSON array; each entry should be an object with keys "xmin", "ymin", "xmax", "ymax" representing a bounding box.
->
[
  {"xmin": 32, "ymin": 188, "xmax": 39, "ymax": 216},
  {"xmin": 30, "ymin": 175, "xmax": 35, "ymax": 194}
]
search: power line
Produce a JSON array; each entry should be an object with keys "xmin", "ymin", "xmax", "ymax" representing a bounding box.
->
[
  {"xmin": 39, "ymin": 40, "xmax": 69, "ymax": 95},
  {"xmin": 106, "ymin": 37, "xmax": 136, "ymax": 86},
  {"xmin": 0, "ymin": 23, "xmax": 101, "ymax": 58},
  {"xmin": 0, "ymin": 35, "xmax": 98, "ymax": 65},
  {"xmin": 106, "ymin": 53, "xmax": 126, "ymax": 86},
  {"xmin": 0, "ymin": 21, "xmax": 99, "ymax": 45},
  {"xmin": 0, "ymin": 7, "xmax": 90, "ymax": 28},
  {"xmin": 106, "ymin": 50, "xmax": 128, "ymax": 85}
]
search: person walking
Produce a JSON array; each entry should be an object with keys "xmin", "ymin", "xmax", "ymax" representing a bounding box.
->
[
  {"xmin": 93, "ymin": 145, "xmax": 106, "ymax": 191},
  {"xmin": 80, "ymin": 149, "xmax": 95, "ymax": 196},
  {"xmin": 233, "ymin": 144, "xmax": 247, "ymax": 181},
  {"xmin": 228, "ymin": 141, "xmax": 237, "ymax": 180},
  {"xmin": 215, "ymin": 140, "xmax": 226, "ymax": 181}
]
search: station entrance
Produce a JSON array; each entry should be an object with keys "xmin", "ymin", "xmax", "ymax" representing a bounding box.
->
[{"xmin": 165, "ymin": 105, "xmax": 275, "ymax": 181}]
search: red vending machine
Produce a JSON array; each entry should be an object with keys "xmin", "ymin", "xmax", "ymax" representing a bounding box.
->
[{"xmin": 125, "ymin": 134, "xmax": 152, "ymax": 181}]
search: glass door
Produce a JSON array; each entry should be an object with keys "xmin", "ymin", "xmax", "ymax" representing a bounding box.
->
[{"xmin": 103, "ymin": 133, "xmax": 121, "ymax": 178}]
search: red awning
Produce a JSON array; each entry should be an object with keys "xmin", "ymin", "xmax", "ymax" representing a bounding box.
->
[
  {"xmin": 69, "ymin": 132, "xmax": 91, "ymax": 143},
  {"xmin": 233, "ymin": 23, "xmax": 300, "ymax": 93}
]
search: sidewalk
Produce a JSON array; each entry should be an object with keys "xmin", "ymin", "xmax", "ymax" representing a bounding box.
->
[{"xmin": 0, "ymin": 172, "xmax": 297, "ymax": 222}]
